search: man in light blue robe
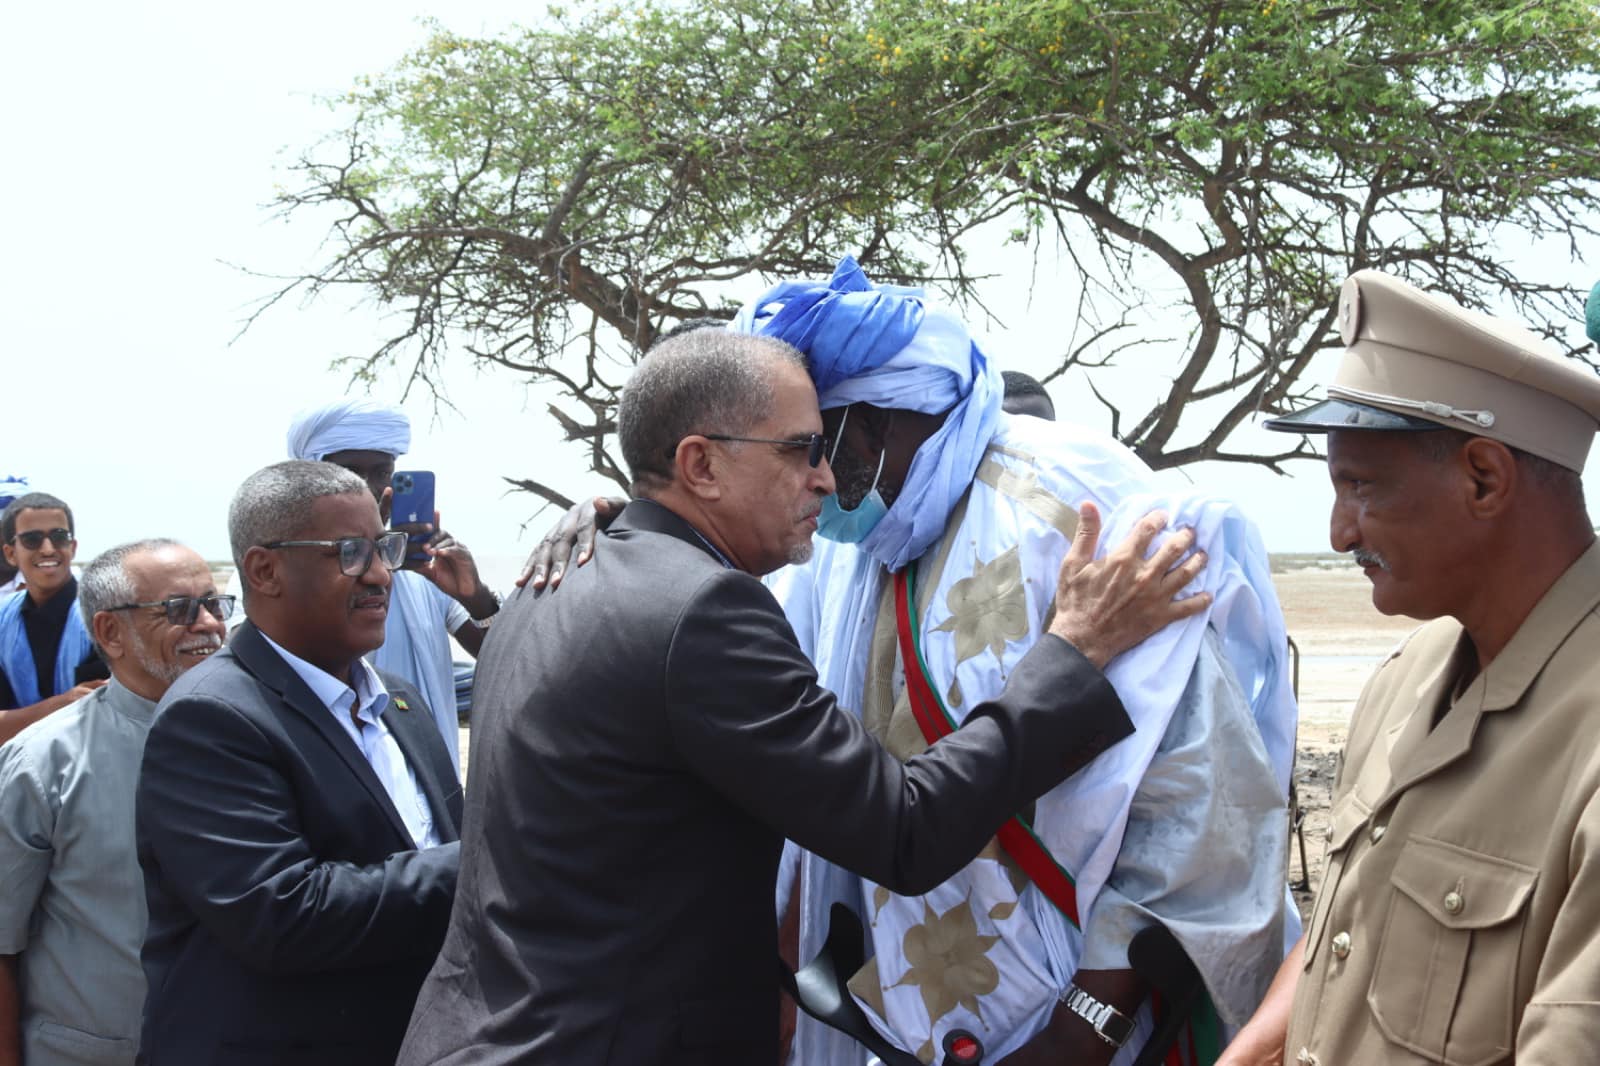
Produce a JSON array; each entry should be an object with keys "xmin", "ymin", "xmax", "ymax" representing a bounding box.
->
[{"xmin": 741, "ymin": 259, "xmax": 1300, "ymax": 1065}]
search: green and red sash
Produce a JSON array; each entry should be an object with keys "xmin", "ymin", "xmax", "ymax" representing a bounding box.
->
[{"xmin": 893, "ymin": 563, "xmax": 1081, "ymax": 929}]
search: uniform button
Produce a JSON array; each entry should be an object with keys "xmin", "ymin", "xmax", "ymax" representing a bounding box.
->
[
  {"xmin": 1331, "ymin": 931, "xmax": 1352, "ymax": 959},
  {"xmin": 1296, "ymin": 1048, "xmax": 1320, "ymax": 1065},
  {"xmin": 1444, "ymin": 890, "xmax": 1464, "ymax": 914},
  {"xmin": 1370, "ymin": 824, "xmax": 1386, "ymax": 844}
]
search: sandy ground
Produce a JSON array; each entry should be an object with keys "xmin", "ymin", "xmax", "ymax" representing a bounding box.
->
[
  {"xmin": 452, "ymin": 557, "xmax": 1403, "ymax": 920},
  {"xmin": 1271, "ymin": 560, "xmax": 1417, "ymax": 917}
]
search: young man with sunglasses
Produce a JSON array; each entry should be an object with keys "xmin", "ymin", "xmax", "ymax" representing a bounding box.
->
[
  {"xmin": 0, "ymin": 538, "xmax": 228, "ymax": 1066},
  {"xmin": 0, "ymin": 494, "xmax": 110, "ymax": 740},
  {"xmin": 135, "ymin": 461, "xmax": 460, "ymax": 1066}
]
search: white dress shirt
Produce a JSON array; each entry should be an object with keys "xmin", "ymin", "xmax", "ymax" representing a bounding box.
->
[{"xmin": 258, "ymin": 631, "xmax": 440, "ymax": 848}]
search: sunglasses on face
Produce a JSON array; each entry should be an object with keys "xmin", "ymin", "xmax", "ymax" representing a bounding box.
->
[
  {"xmin": 8, "ymin": 528, "xmax": 73, "ymax": 550},
  {"xmin": 261, "ymin": 531, "xmax": 409, "ymax": 577},
  {"xmin": 107, "ymin": 594, "xmax": 237, "ymax": 626},
  {"xmin": 666, "ymin": 433, "xmax": 830, "ymax": 468}
]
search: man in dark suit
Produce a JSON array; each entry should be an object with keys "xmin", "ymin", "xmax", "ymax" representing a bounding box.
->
[
  {"xmin": 135, "ymin": 461, "xmax": 462, "ymax": 1066},
  {"xmin": 399, "ymin": 330, "xmax": 1208, "ymax": 1065}
]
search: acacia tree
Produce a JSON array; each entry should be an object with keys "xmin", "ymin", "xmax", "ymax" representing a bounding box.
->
[{"xmin": 264, "ymin": 0, "xmax": 1600, "ymax": 505}]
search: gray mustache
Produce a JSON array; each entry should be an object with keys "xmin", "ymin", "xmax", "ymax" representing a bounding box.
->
[{"xmin": 1352, "ymin": 549, "xmax": 1389, "ymax": 571}]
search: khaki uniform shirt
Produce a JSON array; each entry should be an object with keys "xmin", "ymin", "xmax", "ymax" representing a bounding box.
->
[{"xmin": 1286, "ymin": 541, "xmax": 1600, "ymax": 1066}]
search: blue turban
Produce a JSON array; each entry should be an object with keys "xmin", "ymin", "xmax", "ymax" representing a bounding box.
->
[
  {"xmin": 1587, "ymin": 281, "xmax": 1600, "ymax": 348},
  {"xmin": 286, "ymin": 399, "xmax": 411, "ymax": 461},
  {"xmin": 732, "ymin": 256, "xmax": 1004, "ymax": 572}
]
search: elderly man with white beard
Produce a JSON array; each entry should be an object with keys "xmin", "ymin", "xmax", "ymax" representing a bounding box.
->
[{"xmin": 0, "ymin": 539, "xmax": 229, "ymax": 1066}]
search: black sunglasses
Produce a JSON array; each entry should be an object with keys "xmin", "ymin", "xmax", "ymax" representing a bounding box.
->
[
  {"xmin": 261, "ymin": 531, "xmax": 409, "ymax": 577},
  {"xmin": 8, "ymin": 528, "xmax": 73, "ymax": 550},
  {"xmin": 666, "ymin": 433, "xmax": 829, "ymax": 468},
  {"xmin": 107, "ymin": 594, "xmax": 237, "ymax": 626}
]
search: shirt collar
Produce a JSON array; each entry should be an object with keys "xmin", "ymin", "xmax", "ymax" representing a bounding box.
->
[
  {"xmin": 1475, "ymin": 537, "xmax": 1600, "ymax": 712},
  {"xmin": 687, "ymin": 527, "xmax": 735, "ymax": 570},
  {"xmin": 257, "ymin": 630, "xmax": 390, "ymax": 721},
  {"xmin": 23, "ymin": 576, "xmax": 77, "ymax": 621},
  {"xmin": 100, "ymin": 676, "xmax": 158, "ymax": 724}
]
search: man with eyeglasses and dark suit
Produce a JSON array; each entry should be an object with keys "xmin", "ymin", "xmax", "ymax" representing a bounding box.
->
[
  {"xmin": 0, "ymin": 538, "xmax": 229, "ymax": 1066},
  {"xmin": 135, "ymin": 461, "xmax": 461, "ymax": 1066},
  {"xmin": 0, "ymin": 493, "xmax": 110, "ymax": 740}
]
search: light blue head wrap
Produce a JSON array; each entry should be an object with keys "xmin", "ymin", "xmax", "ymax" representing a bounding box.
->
[
  {"xmin": 286, "ymin": 399, "xmax": 412, "ymax": 461},
  {"xmin": 733, "ymin": 256, "xmax": 1004, "ymax": 572}
]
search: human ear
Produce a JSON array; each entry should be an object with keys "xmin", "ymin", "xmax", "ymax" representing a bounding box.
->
[
  {"xmin": 673, "ymin": 437, "xmax": 724, "ymax": 502},
  {"xmin": 1461, "ymin": 437, "xmax": 1517, "ymax": 517},
  {"xmin": 91, "ymin": 612, "xmax": 126, "ymax": 662},
  {"xmin": 0, "ymin": 543, "xmax": 13, "ymax": 568},
  {"xmin": 241, "ymin": 545, "xmax": 285, "ymax": 599}
]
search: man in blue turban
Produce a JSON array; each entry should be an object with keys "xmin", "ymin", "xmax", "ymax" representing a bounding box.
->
[{"xmin": 737, "ymin": 258, "xmax": 1298, "ymax": 1066}]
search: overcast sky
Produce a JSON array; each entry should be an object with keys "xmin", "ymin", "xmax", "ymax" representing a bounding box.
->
[{"xmin": 7, "ymin": 1, "xmax": 1598, "ymax": 586}]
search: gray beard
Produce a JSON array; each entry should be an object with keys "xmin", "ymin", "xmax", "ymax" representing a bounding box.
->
[{"xmin": 132, "ymin": 638, "xmax": 184, "ymax": 686}]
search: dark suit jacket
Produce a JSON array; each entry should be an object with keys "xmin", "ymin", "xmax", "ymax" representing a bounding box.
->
[
  {"xmin": 399, "ymin": 500, "xmax": 1132, "ymax": 1066},
  {"xmin": 135, "ymin": 622, "xmax": 462, "ymax": 1066}
]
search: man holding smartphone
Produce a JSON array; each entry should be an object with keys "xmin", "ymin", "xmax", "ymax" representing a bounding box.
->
[{"xmin": 247, "ymin": 399, "xmax": 500, "ymax": 769}]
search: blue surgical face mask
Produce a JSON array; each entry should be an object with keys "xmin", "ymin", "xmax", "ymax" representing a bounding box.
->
[{"xmin": 818, "ymin": 405, "xmax": 889, "ymax": 543}]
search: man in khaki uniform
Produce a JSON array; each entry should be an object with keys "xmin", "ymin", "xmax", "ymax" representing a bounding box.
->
[{"xmin": 1216, "ymin": 270, "xmax": 1600, "ymax": 1066}]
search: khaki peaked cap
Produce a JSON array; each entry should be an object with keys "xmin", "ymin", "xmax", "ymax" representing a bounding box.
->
[{"xmin": 1265, "ymin": 270, "xmax": 1600, "ymax": 472}]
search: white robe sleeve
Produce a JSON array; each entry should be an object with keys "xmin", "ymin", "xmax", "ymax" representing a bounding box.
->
[{"xmin": 1077, "ymin": 632, "xmax": 1293, "ymax": 1026}]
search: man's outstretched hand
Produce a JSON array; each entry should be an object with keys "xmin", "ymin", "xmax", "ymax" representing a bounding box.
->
[
  {"xmin": 517, "ymin": 495, "xmax": 628, "ymax": 590},
  {"xmin": 1047, "ymin": 502, "xmax": 1210, "ymax": 670}
]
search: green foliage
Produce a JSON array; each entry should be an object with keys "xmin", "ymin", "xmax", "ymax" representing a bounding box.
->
[{"xmin": 270, "ymin": 0, "xmax": 1600, "ymax": 496}]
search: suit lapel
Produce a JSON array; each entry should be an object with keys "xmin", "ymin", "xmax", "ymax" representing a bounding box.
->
[
  {"xmin": 230, "ymin": 623, "xmax": 416, "ymax": 848},
  {"xmin": 383, "ymin": 684, "xmax": 462, "ymax": 842}
]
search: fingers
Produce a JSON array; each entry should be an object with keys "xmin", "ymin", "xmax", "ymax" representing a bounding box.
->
[
  {"xmin": 1165, "ymin": 588, "xmax": 1213, "ymax": 622},
  {"xmin": 1046, "ymin": 505, "xmax": 1213, "ymax": 669},
  {"xmin": 1061, "ymin": 500, "xmax": 1103, "ymax": 580},
  {"xmin": 1158, "ymin": 544, "xmax": 1207, "ymax": 595},
  {"xmin": 517, "ymin": 543, "xmax": 550, "ymax": 589},
  {"xmin": 1109, "ymin": 508, "xmax": 1170, "ymax": 565}
]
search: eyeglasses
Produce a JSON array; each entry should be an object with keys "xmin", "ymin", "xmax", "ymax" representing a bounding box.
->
[
  {"xmin": 8, "ymin": 528, "xmax": 73, "ymax": 550},
  {"xmin": 260, "ymin": 531, "xmax": 408, "ymax": 577},
  {"xmin": 667, "ymin": 433, "xmax": 830, "ymax": 468},
  {"xmin": 107, "ymin": 594, "xmax": 237, "ymax": 626}
]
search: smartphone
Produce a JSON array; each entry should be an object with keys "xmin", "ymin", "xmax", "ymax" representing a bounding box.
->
[{"xmin": 390, "ymin": 470, "xmax": 436, "ymax": 564}]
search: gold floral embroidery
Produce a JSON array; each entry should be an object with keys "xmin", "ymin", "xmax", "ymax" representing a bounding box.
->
[
  {"xmin": 932, "ymin": 547, "xmax": 1029, "ymax": 707},
  {"xmin": 890, "ymin": 898, "xmax": 1001, "ymax": 1026}
]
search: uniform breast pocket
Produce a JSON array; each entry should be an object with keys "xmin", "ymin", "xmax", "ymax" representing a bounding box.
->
[{"xmin": 1367, "ymin": 835, "xmax": 1537, "ymax": 1066}]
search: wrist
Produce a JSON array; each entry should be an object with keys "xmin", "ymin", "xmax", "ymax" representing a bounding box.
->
[
  {"xmin": 1059, "ymin": 981, "xmax": 1137, "ymax": 1049},
  {"xmin": 1046, "ymin": 626, "xmax": 1109, "ymax": 670},
  {"xmin": 467, "ymin": 588, "xmax": 502, "ymax": 624}
]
